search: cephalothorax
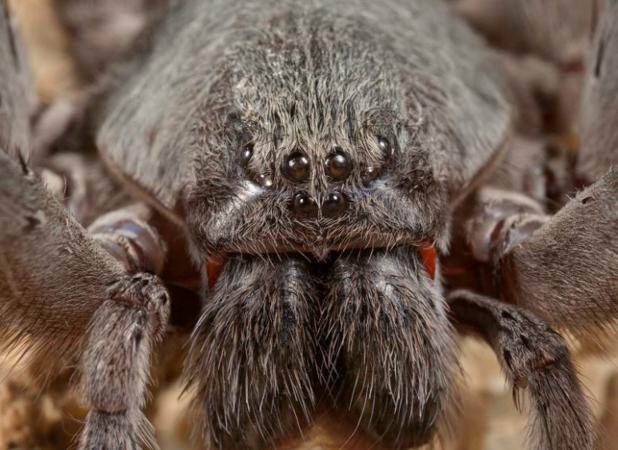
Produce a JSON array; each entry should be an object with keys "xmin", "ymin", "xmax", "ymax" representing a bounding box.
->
[{"xmin": 0, "ymin": 0, "xmax": 616, "ymax": 449}]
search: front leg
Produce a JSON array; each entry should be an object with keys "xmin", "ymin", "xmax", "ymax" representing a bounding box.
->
[
  {"xmin": 1, "ymin": 5, "xmax": 169, "ymax": 447},
  {"xmin": 448, "ymin": 289, "xmax": 593, "ymax": 450},
  {"xmin": 0, "ymin": 135, "xmax": 172, "ymax": 450},
  {"xmin": 78, "ymin": 205, "xmax": 171, "ymax": 449},
  {"xmin": 577, "ymin": 0, "xmax": 618, "ymax": 183},
  {"xmin": 186, "ymin": 254, "xmax": 320, "ymax": 450},
  {"xmin": 460, "ymin": 170, "xmax": 618, "ymax": 333},
  {"xmin": 79, "ymin": 272, "xmax": 170, "ymax": 450},
  {"xmin": 322, "ymin": 247, "xmax": 458, "ymax": 449}
]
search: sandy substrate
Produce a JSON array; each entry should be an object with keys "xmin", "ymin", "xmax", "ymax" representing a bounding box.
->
[{"xmin": 3, "ymin": 335, "xmax": 618, "ymax": 450}]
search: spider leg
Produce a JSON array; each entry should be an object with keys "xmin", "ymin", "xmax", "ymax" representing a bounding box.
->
[
  {"xmin": 0, "ymin": 150, "xmax": 122, "ymax": 366},
  {"xmin": 1, "ymin": 2, "xmax": 118, "ymax": 366},
  {"xmin": 186, "ymin": 254, "xmax": 320, "ymax": 450},
  {"xmin": 578, "ymin": 0, "xmax": 618, "ymax": 184},
  {"xmin": 76, "ymin": 205, "xmax": 171, "ymax": 449},
  {"xmin": 78, "ymin": 271, "xmax": 170, "ymax": 450},
  {"xmin": 458, "ymin": 166, "xmax": 618, "ymax": 336},
  {"xmin": 1, "ymin": 149, "xmax": 172, "ymax": 448},
  {"xmin": 2, "ymin": 9, "xmax": 172, "ymax": 441},
  {"xmin": 500, "ymin": 170, "xmax": 618, "ymax": 331},
  {"xmin": 0, "ymin": 0, "xmax": 31, "ymax": 160},
  {"xmin": 51, "ymin": 0, "xmax": 168, "ymax": 82},
  {"xmin": 321, "ymin": 247, "xmax": 458, "ymax": 449},
  {"xmin": 451, "ymin": 0, "xmax": 596, "ymax": 66},
  {"xmin": 459, "ymin": 0, "xmax": 618, "ymax": 333},
  {"xmin": 448, "ymin": 289, "xmax": 594, "ymax": 450}
]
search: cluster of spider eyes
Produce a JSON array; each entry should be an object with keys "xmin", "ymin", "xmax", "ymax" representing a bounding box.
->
[
  {"xmin": 239, "ymin": 136, "xmax": 392, "ymax": 184},
  {"xmin": 239, "ymin": 136, "xmax": 393, "ymax": 218}
]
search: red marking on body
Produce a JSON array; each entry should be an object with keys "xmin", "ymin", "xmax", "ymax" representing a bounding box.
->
[
  {"xmin": 419, "ymin": 244, "xmax": 437, "ymax": 280},
  {"xmin": 206, "ymin": 256, "xmax": 225, "ymax": 288}
]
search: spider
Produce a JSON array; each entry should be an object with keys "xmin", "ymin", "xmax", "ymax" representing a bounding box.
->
[{"xmin": 0, "ymin": 0, "xmax": 616, "ymax": 449}]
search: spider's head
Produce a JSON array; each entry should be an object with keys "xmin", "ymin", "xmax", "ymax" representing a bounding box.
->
[{"xmin": 186, "ymin": 10, "xmax": 449, "ymax": 262}]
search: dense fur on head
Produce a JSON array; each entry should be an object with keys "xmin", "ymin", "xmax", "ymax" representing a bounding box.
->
[
  {"xmin": 94, "ymin": 0, "xmax": 510, "ymax": 259},
  {"xmin": 185, "ymin": 4, "xmax": 446, "ymax": 260}
]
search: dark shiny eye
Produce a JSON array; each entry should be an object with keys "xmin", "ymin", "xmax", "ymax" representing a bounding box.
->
[
  {"xmin": 325, "ymin": 147, "xmax": 352, "ymax": 181},
  {"xmin": 362, "ymin": 166, "xmax": 382, "ymax": 185},
  {"xmin": 377, "ymin": 136, "xmax": 392, "ymax": 158},
  {"xmin": 322, "ymin": 192, "xmax": 348, "ymax": 217},
  {"xmin": 291, "ymin": 192, "xmax": 318, "ymax": 218},
  {"xmin": 255, "ymin": 173, "xmax": 273, "ymax": 188},
  {"xmin": 240, "ymin": 143, "xmax": 253, "ymax": 164},
  {"xmin": 282, "ymin": 151, "xmax": 310, "ymax": 182}
]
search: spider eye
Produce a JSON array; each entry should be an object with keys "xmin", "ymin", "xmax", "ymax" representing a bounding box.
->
[
  {"xmin": 255, "ymin": 173, "xmax": 273, "ymax": 187},
  {"xmin": 325, "ymin": 146, "xmax": 352, "ymax": 181},
  {"xmin": 361, "ymin": 165, "xmax": 382, "ymax": 185},
  {"xmin": 240, "ymin": 143, "xmax": 254, "ymax": 164},
  {"xmin": 322, "ymin": 191, "xmax": 348, "ymax": 217},
  {"xmin": 361, "ymin": 136, "xmax": 393, "ymax": 185},
  {"xmin": 283, "ymin": 151, "xmax": 311, "ymax": 182},
  {"xmin": 291, "ymin": 191, "xmax": 318, "ymax": 218},
  {"xmin": 377, "ymin": 136, "xmax": 392, "ymax": 158},
  {"xmin": 240, "ymin": 142, "xmax": 253, "ymax": 165},
  {"xmin": 239, "ymin": 143, "xmax": 273, "ymax": 188}
]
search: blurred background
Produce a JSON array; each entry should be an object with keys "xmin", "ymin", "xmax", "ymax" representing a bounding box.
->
[{"xmin": 0, "ymin": 0, "xmax": 617, "ymax": 449}]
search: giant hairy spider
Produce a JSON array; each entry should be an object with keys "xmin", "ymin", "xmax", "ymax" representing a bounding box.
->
[{"xmin": 0, "ymin": 0, "xmax": 616, "ymax": 449}]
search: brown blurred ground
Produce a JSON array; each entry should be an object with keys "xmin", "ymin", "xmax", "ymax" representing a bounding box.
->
[{"xmin": 1, "ymin": 1, "xmax": 618, "ymax": 449}]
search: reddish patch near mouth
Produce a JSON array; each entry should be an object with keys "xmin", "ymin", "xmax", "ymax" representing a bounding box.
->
[
  {"xmin": 419, "ymin": 244, "xmax": 437, "ymax": 280},
  {"xmin": 206, "ymin": 256, "xmax": 225, "ymax": 288}
]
